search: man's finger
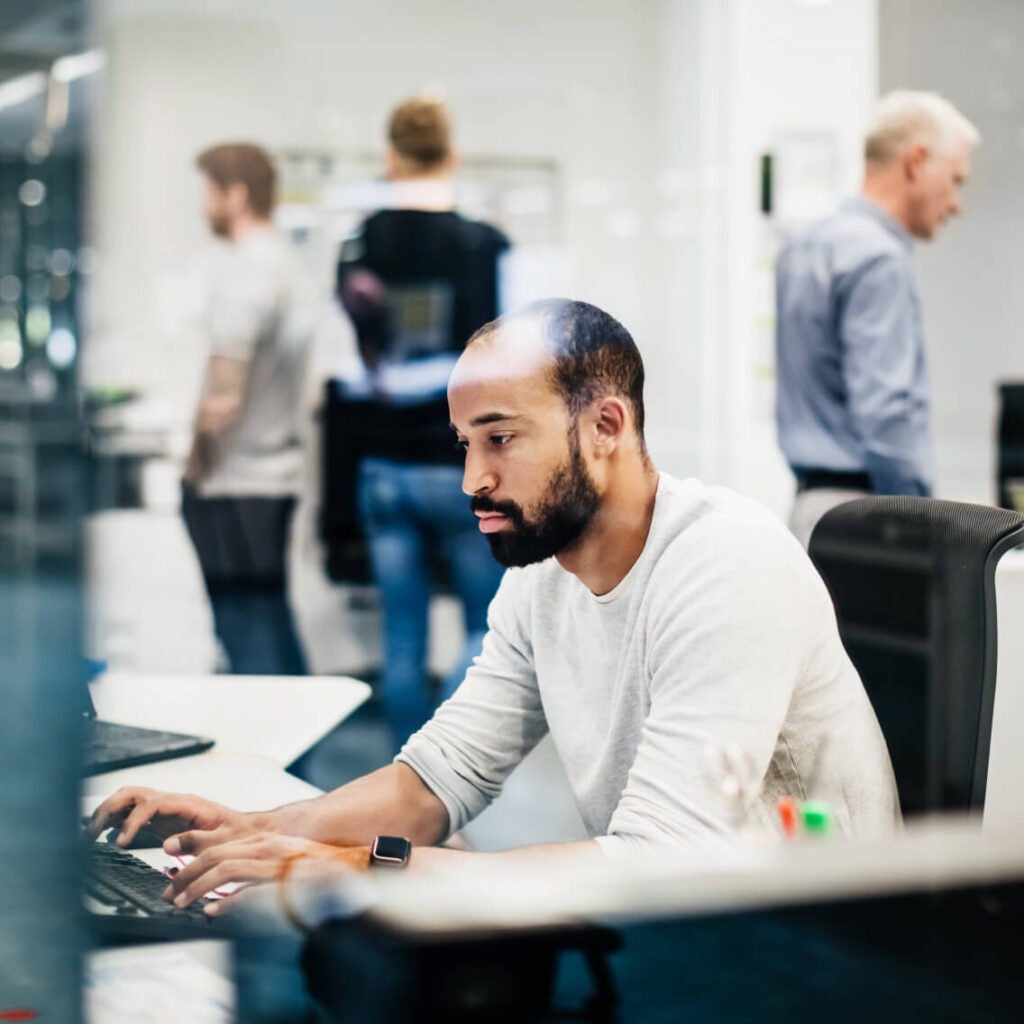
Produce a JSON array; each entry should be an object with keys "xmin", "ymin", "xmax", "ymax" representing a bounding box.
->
[
  {"xmin": 165, "ymin": 825, "xmax": 227, "ymax": 856},
  {"xmin": 173, "ymin": 857, "xmax": 264, "ymax": 909},
  {"xmin": 164, "ymin": 842, "xmax": 231, "ymax": 899},
  {"xmin": 87, "ymin": 804, "xmax": 126, "ymax": 839},
  {"xmin": 115, "ymin": 797, "xmax": 167, "ymax": 846},
  {"xmin": 116, "ymin": 793, "xmax": 207, "ymax": 846},
  {"xmin": 203, "ymin": 883, "xmax": 257, "ymax": 917},
  {"xmin": 87, "ymin": 787, "xmax": 151, "ymax": 838}
]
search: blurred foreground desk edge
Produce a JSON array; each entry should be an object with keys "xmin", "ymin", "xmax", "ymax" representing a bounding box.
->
[{"xmin": 302, "ymin": 821, "xmax": 1024, "ymax": 1024}]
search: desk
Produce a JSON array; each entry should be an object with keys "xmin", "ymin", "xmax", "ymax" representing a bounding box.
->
[
  {"xmin": 83, "ymin": 751, "xmax": 324, "ymax": 817},
  {"xmin": 89, "ymin": 670, "xmax": 371, "ymax": 770},
  {"xmin": 84, "ymin": 669, "xmax": 371, "ymax": 845},
  {"xmin": 84, "ymin": 672, "xmax": 370, "ymax": 1024},
  {"xmin": 301, "ymin": 818, "xmax": 1024, "ymax": 1023}
]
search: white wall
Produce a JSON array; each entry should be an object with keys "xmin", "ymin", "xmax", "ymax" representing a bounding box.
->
[
  {"xmin": 704, "ymin": 0, "xmax": 878, "ymax": 515},
  {"xmin": 88, "ymin": 0, "xmax": 880, "ymax": 515},
  {"xmin": 87, "ymin": 0, "xmax": 716, "ymax": 674},
  {"xmin": 88, "ymin": 0, "xmax": 709, "ymax": 476},
  {"xmin": 880, "ymin": 0, "xmax": 1024, "ymax": 504}
]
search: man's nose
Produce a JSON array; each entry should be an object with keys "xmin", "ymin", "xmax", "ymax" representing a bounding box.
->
[{"xmin": 462, "ymin": 450, "xmax": 496, "ymax": 496}]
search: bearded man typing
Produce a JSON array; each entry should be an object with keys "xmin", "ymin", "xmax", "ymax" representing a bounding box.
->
[{"xmin": 90, "ymin": 299, "xmax": 897, "ymax": 908}]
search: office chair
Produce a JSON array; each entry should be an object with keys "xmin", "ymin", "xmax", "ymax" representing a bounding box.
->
[
  {"xmin": 996, "ymin": 382, "xmax": 1024, "ymax": 511},
  {"xmin": 808, "ymin": 497, "xmax": 1024, "ymax": 816}
]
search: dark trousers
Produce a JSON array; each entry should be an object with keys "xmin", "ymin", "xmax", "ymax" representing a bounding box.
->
[{"xmin": 181, "ymin": 486, "xmax": 308, "ymax": 676}]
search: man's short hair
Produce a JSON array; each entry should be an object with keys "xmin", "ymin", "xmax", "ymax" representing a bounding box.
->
[
  {"xmin": 388, "ymin": 97, "xmax": 452, "ymax": 170},
  {"xmin": 473, "ymin": 299, "xmax": 647, "ymax": 443},
  {"xmin": 196, "ymin": 143, "xmax": 277, "ymax": 217},
  {"xmin": 865, "ymin": 90, "xmax": 980, "ymax": 166}
]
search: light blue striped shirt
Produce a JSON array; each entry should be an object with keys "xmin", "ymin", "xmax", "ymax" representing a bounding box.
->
[{"xmin": 775, "ymin": 197, "xmax": 933, "ymax": 496}]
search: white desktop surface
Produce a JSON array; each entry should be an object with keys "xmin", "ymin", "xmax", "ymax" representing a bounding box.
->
[
  {"xmin": 987, "ymin": 548, "xmax": 1024, "ymax": 829},
  {"xmin": 89, "ymin": 670, "xmax": 371, "ymax": 769},
  {"xmin": 87, "ymin": 940, "xmax": 234, "ymax": 1024},
  {"xmin": 82, "ymin": 749, "xmax": 323, "ymax": 810}
]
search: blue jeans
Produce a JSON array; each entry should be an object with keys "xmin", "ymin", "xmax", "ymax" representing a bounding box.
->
[{"xmin": 358, "ymin": 458, "xmax": 504, "ymax": 748}]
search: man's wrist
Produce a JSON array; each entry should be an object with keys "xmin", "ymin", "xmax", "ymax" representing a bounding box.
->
[
  {"xmin": 246, "ymin": 809, "xmax": 281, "ymax": 834},
  {"xmin": 369, "ymin": 835, "xmax": 412, "ymax": 869}
]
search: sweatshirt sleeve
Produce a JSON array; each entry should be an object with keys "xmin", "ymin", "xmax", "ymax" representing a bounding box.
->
[{"xmin": 396, "ymin": 570, "xmax": 549, "ymax": 836}]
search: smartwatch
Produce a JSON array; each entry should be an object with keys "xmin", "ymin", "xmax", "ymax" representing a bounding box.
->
[{"xmin": 369, "ymin": 835, "xmax": 412, "ymax": 869}]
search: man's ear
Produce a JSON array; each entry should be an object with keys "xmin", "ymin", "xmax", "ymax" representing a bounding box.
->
[
  {"xmin": 903, "ymin": 142, "xmax": 929, "ymax": 183},
  {"xmin": 590, "ymin": 396, "xmax": 628, "ymax": 456},
  {"xmin": 227, "ymin": 181, "xmax": 251, "ymax": 216}
]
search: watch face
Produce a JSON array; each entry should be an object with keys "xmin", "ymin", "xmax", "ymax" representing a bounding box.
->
[{"xmin": 372, "ymin": 835, "xmax": 411, "ymax": 865}]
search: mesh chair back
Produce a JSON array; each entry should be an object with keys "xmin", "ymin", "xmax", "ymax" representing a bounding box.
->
[{"xmin": 808, "ymin": 497, "xmax": 1024, "ymax": 815}]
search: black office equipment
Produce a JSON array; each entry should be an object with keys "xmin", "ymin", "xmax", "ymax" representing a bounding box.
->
[
  {"xmin": 83, "ymin": 685, "xmax": 214, "ymax": 776},
  {"xmin": 303, "ymin": 920, "xmax": 622, "ymax": 1024},
  {"xmin": 808, "ymin": 496, "xmax": 1024, "ymax": 814},
  {"xmin": 319, "ymin": 381, "xmax": 376, "ymax": 585},
  {"xmin": 319, "ymin": 380, "xmax": 455, "ymax": 589},
  {"xmin": 996, "ymin": 382, "xmax": 1024, "ymax": 511},
  {"xmin": 85, "ymin": 841, "xmax": 222, "ymax": 941}
]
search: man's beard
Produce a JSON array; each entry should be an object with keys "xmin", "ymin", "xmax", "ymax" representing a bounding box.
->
[{"xmin": 471, "ymin": 433, "xmax": 601, "ymax": 568}]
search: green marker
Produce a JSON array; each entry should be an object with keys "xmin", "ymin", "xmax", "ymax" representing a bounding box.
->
[{"xmin": 800, "ymin": 800, "xmax": 833, "ymax": 837}]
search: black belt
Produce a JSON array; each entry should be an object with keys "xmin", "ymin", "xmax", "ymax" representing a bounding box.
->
[{"xmin": 794, "ymin": 468, "xmax": 873, "ymax": 493}]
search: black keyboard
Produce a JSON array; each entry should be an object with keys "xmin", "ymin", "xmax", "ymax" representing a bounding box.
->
[{"xmin": 85, "ymin": 842, "xmax": 221, "ymax": 939}]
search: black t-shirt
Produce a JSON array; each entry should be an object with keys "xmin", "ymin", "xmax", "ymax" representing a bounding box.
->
[{"xmin": 335, "ymin": 209, "xmax": 510, "ymax": 464}]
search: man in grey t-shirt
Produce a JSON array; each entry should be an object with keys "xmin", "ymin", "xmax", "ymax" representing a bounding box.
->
[
  {"xmin": 181, "ymin": 143, "xmax": 310, "ymax": 676},
  {"xmin": 91, "ymin": 299, "xmax": 897, "ymax": 902}
]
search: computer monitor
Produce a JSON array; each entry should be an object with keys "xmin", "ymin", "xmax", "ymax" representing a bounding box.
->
[{"xmin": 996, "ymin": 382, "xmax": 1024, "ymax": 511}]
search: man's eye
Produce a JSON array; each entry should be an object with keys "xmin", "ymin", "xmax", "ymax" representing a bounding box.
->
[
  {"xmin": 490, "ymin": 434, "xmax": 513, "ymax": 447},
  {"xmin": 454, "ymin": 439, "xmax": 469, "ymax": 453}
]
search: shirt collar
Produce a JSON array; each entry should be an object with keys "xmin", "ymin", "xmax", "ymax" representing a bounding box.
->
[{"xmin": 840, "ymin": 196, "xmax": 914, "ymax": 252}]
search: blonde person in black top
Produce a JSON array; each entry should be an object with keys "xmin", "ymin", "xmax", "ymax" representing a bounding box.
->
[{"xmin": 335, "ymin": 98, "xmax": 509, "ymax": 748}]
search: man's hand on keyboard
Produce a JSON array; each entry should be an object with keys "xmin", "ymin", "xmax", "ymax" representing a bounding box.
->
[
  {"xmin": 160, "ymin": 832, "xmax": 370, "ymax": 914},
  {"xmin": 86, "ymin": 787, "xmax": 259, "ymax": 851}
]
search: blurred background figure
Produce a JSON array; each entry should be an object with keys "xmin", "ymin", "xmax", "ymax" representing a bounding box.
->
[
  {"xmin": 335, "ymin": 97, "xmax": 508, "ymax": 749},
  {"xmin": 775, "ymin": 90, "xmax": 980, "ymax": 547},
  {"xmin": 182, "ymin": 143, "xmax": 311, "ymax": 675}
]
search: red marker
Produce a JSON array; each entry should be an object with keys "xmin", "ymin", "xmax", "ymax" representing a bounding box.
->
[
  {"xmin": 0, "ymin": 1010, "xmax": 38, "ymax": 1022},
  {"xmin": 777, "ymin": 796, "xmax": 799, "ymax": 838}
]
